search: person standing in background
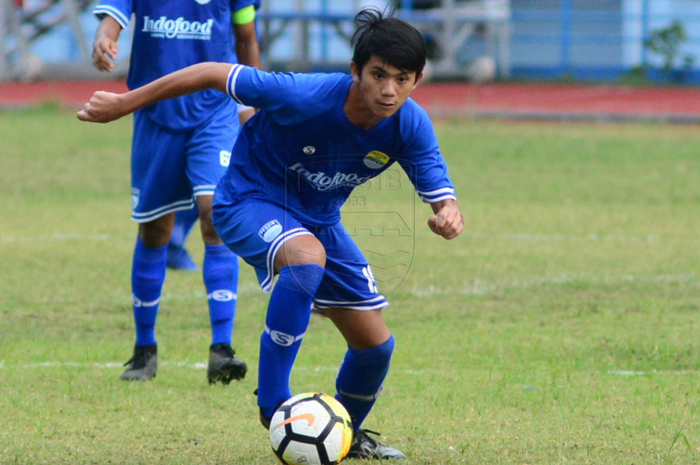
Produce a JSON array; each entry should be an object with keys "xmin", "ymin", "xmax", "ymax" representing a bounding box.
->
[{"xmin": 91, "ymin": 0, "xmax": 262, "ymax": 384}]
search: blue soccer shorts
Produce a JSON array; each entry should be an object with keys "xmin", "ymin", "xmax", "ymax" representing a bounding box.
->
[
  {"xmin": 130, "ymin": 111, "xmax": 238, "ymax": 223},
  {"xmin": 212, "ymin": 199, "xmax": 389, "ymax": 311}
]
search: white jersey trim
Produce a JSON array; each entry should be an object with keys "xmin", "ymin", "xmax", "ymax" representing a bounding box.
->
[
  {"xmin": 261, "ymin": 228, "xmax": 314, "ymax": 293},
  {"xmin": 131, "ymin": 199, "xmax": 195, "ymax": 223},
  {"xmin": 93, "ymin": 6, "xmax": 129, "ymax": 30},
  {"xmin": 226, "ymin": 64, "xmax": 245, "ymax": 105},
  {"xmin": 313, "ymin": 299, "xmax": 389, "ymax": 311},
  {"xmin": 416, "ymin": 187, "xmax": 457, "ymax": 203},
  {"xmin": 420, "ymin": 193, "xmax": 458, "ymax": 203},
  {"xmin": 314, "ymin": 295, "xmax": 386, "ymax": 305},
  {"xmin": 193, "ymin": 185, "xmax": 217, "ymax": 197}
]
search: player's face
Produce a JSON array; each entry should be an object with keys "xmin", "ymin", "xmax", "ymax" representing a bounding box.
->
[{"xmin": 351, "ymin": 56, "xmax": 422, "ymax": 120}]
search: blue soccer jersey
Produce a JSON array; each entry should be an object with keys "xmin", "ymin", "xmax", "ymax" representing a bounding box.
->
[
  {"xmin": 215, "ymin": 64, "xmax": 457, "ymax": 227},
  {"xmin": 94, "ymin": 0, "xmax": 257, "ymax": 130}
]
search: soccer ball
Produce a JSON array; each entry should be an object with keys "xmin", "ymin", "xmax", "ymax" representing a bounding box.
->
[{"xmin": 269, "ymin": 392, "xmax": 353, "ymax": 465}]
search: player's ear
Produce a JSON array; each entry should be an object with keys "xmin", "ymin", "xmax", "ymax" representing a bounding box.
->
[
  {"xmin": 350, "ymin": 61, "xmax": 360, "ymax": 82},
  {"xmin": 412, "ymin": 72, "xmax": 424, "ymax": 90}
]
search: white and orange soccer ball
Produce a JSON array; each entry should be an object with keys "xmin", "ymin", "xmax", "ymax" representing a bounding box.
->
[{"xmin": 269, "ymin": 392, "xmax": 353, "ymax": 465}]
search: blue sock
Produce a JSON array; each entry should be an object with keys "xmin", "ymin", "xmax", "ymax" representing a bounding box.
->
[
  {"xmin": 169, "ymin": 206, "xmax": 199, "ymax": 249},
  {"xmin": 131, "ymin": 237, "xmax": 168, "ymax": 346},
  {"xmin": 203, "ymin": 243, "xmax": 239, "ymax": 345},
  {"xmin": 258, "ymin": 264, "xmax": 325, "ymax": 418},
  {"xmin": 335, "ymin": 335, "xmax": 395, "ymax": 431}
]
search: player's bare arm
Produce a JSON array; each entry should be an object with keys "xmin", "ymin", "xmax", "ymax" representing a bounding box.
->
[
  {"xmin": 77, "ymin": 62, "xmax": 233, "ymax": 123},
  {"xmin": 92, "ymin": 15, "xmax": 121, "ymax": 73},
  {"xmin": 428, "ymin": 199, "xmax": 464, "ymax": 240},
  {"xmin": 233, "ymin": 20, "xmax": 263, "ymax": 69}
]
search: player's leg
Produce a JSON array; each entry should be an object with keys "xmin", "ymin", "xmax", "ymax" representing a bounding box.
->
[
  {"xmin": 211, "ymin": 199, "xmax": 323, "ymax": 422},
  {"xmin": 196, "ymin": 194, "xmax": 246, "ymax": 384},
  {"xmin": 167, "ymin": 205, "xmax": 199, "ymax": 271},
  {"xmin": 313, "ymin": 223, "xmax": 405, "ymax": 459},
  {"xmin": 123, "ymin": 112, "xmax": 194, "ymax": 382},
  {"xmin": 322, "ymin": 308, "xmax": 404, "ymax": 459},
  {"xmin": 185, "ymin": 112, "xmax": 245, "ymax": 384},
  {"xmin": 254, "ymin": 234, "xmax": 327, "ymax": 419},
  {"xmin": 122, "ymin": 214, "xmax": 175, "ymax": 381}
]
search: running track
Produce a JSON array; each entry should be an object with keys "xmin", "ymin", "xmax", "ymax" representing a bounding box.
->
[{"xmin": 1, "ymin": 80, "xmax": 700, "ymax": 122}]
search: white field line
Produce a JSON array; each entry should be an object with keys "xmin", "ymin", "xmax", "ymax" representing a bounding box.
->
[
  {"xmin": 1, "ymin": 233, "xmax": 117, "ymax": 243},
  {"xmin": 0, "ymin": 360, "xmax": 424, "ymax": 375},
  {"xmin": 409, "ymin": 273, "xmax": 697, "ymax": 297},
  {"xmin": 607, "ymin": 369, "xmax": 700, "ymax": 377},
  {"xmin": 0, "ymin": 361, "xmax": 694, "ymax": 377},
  {"xmin": 499, "ymin": 232, "xmax": 662, "ymax": 243},
  {"xmin": 30, "ymin": 273, "xmax": 697, "ymax": 306}
]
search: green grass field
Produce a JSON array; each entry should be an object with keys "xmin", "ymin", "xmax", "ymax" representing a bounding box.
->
[{"xmin": 1, "ymin": 105, "xmax": 699, "ymax": 464}]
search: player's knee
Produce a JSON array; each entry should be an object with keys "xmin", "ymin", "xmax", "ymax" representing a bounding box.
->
[
  {"xmin": 199, "ymin": 215, "xmax": 221, "ymax": 244},
  {"xmin": 276, "ymin": 235, "xmax": 326, "ymax": 270},
  {"xmin": 139, "ymin": 215, "xmax": 174, "ymax": 248},
  {"xmin": 276, "ymin": 264, "xmax": 326, "ymax": 295}
]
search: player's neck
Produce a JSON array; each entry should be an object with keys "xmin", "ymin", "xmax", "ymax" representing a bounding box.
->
[{"xmin": 344, "ymin": 82, "xmax": 383, "ymax": 130}]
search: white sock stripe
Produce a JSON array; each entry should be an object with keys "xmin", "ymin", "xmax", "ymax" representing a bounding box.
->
[
  {"xmin": 132, "ymin": 294, "xmax": 160, "ymax": 308},
  {"xmin": 337, "ymin": 389, "xmax": 380, "ymax": 402},
  {"xmin": 264, "ymin": 326, "xmax": 306, "ymax": 346},
  {"xmin": 207, "ymin": 290, "xmax": 237, "ymax": 301}
]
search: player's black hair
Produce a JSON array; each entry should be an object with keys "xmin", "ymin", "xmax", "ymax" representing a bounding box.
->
[{"xmin": 351, "ymin": 7, "xmax": 426, "ymax": 78}]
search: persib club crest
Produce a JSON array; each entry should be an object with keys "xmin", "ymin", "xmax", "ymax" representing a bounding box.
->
[{"xmin": 363, "ymin": 150, "xmax": 390, "ymax": 169}]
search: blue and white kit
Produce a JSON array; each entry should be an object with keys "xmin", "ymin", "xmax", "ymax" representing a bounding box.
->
[
  {"xmin": 94, "ymin": 0, "xmax": 257, "ymax": 222},
  {"xmin": 213, "ymin": 65, "xmax": 457, "ymax": 309}
]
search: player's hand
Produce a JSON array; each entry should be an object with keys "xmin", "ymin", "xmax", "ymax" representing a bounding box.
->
[
  {"xmin": 92, "ymin": 38, "xmax": 119, "ymax": 72},
  {"xmin": 76, "ymin": 91, "xmax": 127, "ymax": 123},
  {"xmin": 428, "ymin": 203, "xmax": 464, "ymax": 240}
]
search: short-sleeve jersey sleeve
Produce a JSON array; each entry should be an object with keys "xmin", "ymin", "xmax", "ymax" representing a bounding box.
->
[
  {"xmin": 93, "ymin": 0, "xmax": 132, "ymax": 29},
  {"xmin": 226, "ymin": 64, "xmax": 345, "ymax": 125}
]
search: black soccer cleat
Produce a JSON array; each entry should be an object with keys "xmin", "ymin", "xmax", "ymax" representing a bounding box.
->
[
  {"xmin": 259, "ymin": 408, "xmax": 272, "ymax": 430},
  {"xmin": 120, "ymin": 344, "xmax": 158, "ymax": 381},
  {"xmin": 207, "ymin": 343, "xmax": 247, "ymax": 385},
  {"xmin": 254, "ymin": 389, "xmax": 282, "ymax": 430},
  {"xmin": 348, "ymin": 429, "xmax": 407, "ymax": 460}
]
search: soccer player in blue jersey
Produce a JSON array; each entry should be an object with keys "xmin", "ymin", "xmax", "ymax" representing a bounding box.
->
[
  {"xmin": 167, "ymin": 104, "xmax": 257, "ymax": 272},
  {"xmin": 90, "ymin": 0, "xmax": 262, "ymax": 384},
  {"xmin": 80, "ymin": 8, "xmax": 463, "ymax": 459}
]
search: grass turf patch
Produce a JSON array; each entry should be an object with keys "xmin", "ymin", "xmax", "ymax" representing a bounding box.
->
[{"xmin": 1, "ymin": 107, "xmax": 699, "ymax": 464}]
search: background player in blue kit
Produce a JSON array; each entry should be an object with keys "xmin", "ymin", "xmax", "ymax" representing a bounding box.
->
[
  {"xmin": 91, "ymin": 0, "xmax": 262, "ymax": 384},
  {"xmin": 166, "ymin": 104, "xmax": 257, "ymax": 272},
  {"xmin": 79, "ymin": 8, "xmax": 464, "ymax": 459}
]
